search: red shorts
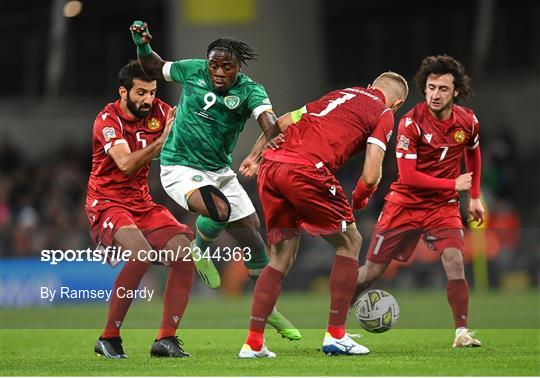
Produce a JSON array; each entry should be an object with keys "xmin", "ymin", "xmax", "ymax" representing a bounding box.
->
[
  {"xmin": 85, "ymin": 198, "xmax": 193, "ymax": 250},
  {"xmin": 366, "ymin": 200, "xmax": 464, "ymax": 264},
  {"xmin": 258, "ymin": 160, "xmax": 354, "ymax": 245}
]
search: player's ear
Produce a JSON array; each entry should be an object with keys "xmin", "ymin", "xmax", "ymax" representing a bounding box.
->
[
  {"xmin": 119, "ymin": 86, "xmax": 128, "ymax": 101},
  {"xmin": 453, "ymin": 89, "xmax": 459, "ymax": 99},
  {"xmin": 391, "ymin": 99, "xmax": 405, "ymax": 112}
]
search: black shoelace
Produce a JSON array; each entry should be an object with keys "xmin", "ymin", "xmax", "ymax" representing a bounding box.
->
[{"xmin": 166, "ymin": 336, "xmax": 184, "ymax": 348}]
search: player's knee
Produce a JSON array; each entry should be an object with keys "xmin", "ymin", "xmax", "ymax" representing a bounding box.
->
[
  {"xmin": 162, "ymin": 234, "xmax": 192, "ymax": 263},
  {"xmin": 246, "ymin": 213, "xmax": 261, "ymax": 230},
  {"xmin": 213, "ymin": 199, "xmax": 231, "ymax": 222},
  {"xmin": 442, "ymin": 248, "xmax": 464, "ymax": 277},
  {"xmin": 442, "ymin": 248, "xmax": 463, "ymax": 265},
  {"xmin": 270, "ymin": 252, "xmax": 295, "ymax": 274},
  {"xmin": 199, "ymin": 185, "xmax": 231, "ymax": 222}
]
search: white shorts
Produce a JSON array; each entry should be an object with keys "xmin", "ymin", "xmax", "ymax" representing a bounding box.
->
[{"xmin": 160, "ymin": 165, "xmax": 256, "ymax": 222}]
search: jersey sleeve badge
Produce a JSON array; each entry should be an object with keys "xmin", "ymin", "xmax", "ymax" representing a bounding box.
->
[
  {"xmin": 102, "ymin": 127, "xmax": 116, "ymax": 142},
  {"xmin": 147, "ymin": 117, "xmax": 161, "ymax": 130},
  {"xmin": 454, "ymin": 129, "xmax": 465, "ymax": 143},
  {"xmin": 397, "ymin": 135, "xmax": 410, "ymax": 150}
]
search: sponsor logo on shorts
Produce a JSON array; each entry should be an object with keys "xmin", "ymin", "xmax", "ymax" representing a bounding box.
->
[
  {"xmin": 224, "ymin": 96, "xmax": 240, "ymax": 109},
  {"xmin": 147, "ymin": 117, "xmax": 161, "ymax": 130},
  {"xmin": 192, "ymin": 175, "xmax": 203, "ymax": 182}
]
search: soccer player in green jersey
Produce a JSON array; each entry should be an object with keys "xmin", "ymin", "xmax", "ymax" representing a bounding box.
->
[{"xmin": 130, "ymin": 21, "xmax": 300, "ymax": 341}]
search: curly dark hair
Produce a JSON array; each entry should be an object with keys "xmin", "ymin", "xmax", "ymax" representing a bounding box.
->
[
  {"xmin": 207, "ymin": 37, "xmax": 258, "ymax": 66},
  {"xmin": 413, "ymin": 55, "xmax": 472, "ymax": 102}
]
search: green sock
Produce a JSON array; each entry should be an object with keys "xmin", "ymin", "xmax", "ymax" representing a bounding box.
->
[
  {"xmin": 245, "ymin": 248, "xmax": 270, "ymax": 280},
  {"xmin": 195, "ymin": 216, "xmax": 228, "ymax": 251}
]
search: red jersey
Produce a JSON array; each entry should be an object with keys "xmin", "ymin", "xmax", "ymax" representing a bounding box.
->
[
  {"xmin": 86, "ymin": 98, "xmax": 171, "ymax": 206},
  {"xmin": 387, "ymin": 102, "xmax": 480, "ymax": 208},
  {"xmin": 264, "ymin": 87, "xmax": 394, "ymax": 172}
]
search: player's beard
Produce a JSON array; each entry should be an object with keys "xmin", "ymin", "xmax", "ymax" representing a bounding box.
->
[{"xmin": 126, "ymin": 95, "xmax": 151, "ymax": 119}]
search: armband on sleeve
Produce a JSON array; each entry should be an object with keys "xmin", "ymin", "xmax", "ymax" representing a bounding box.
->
[{"xmin": 290, "ymin": 106, "xmax": 307, "ymax": 123}]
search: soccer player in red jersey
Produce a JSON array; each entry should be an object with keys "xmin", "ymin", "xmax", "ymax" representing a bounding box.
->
[
  {"xmin": 238, "ymin": 72, "xmax": 409, "ymax": 357},
  {"xmin": 353, "ymin": 55, "xmax": 484, "ymax": 348},
  {"xmin": 86, "ymin": 61, "xmax": 195, "ymax": 358}
]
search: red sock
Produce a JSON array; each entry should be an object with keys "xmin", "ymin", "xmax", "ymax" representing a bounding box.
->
[
  {"xmin": 157, "ymin": 259, "xmax": 195, "ymax": 340},
  {"xmin": 246, "ymin": 330, "xmax": 265, "ymax": 351},
  {"xmin": 102, "ymin": 260, "xmax": 149, "ymax": 338},
  {"xmin": 327, "ymin": 255, "xmax": 359, "ymax": 339},
  {"xmin": 246, "ymin": 266, "xmax": 284, "ymax": 350},
  {"xmin": 446, "ymin": 279, "xmax": 469, "ymax": 328}
]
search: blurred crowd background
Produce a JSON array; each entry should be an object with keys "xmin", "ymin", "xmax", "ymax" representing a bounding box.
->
[{"xmin": 1, "ymin": 0, "xmax": 539, "ymax": 297}]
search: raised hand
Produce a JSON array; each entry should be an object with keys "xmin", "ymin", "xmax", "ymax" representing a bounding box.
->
[
  {"xmin": 130, "ymin": 20, "xmax": 152, "ymax": 45},
  {"xmin": 158, "ymin": 107, "xmax": 176, "ymax": 145}
]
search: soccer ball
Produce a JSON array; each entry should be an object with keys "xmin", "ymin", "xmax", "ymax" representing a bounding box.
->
[{"xmin": 355, "ymin": 289, "xmax": 399, "ymax": 333}]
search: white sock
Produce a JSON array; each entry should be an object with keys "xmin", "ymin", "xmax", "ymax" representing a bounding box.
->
[{"xmin": 455, "ymin": 327, "xmax": 468, "ymax": 337}]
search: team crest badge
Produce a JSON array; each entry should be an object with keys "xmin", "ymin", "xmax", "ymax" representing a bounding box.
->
[
  {"xmin": 147, "ymin": 117, "xmax": 161, "ymax": 130},
  {"xmin": 224, "ymin": 96, "xmax": 240, "ymax": 109},
  {"xmin": 192, "ymin": 175, "xmax": 203, "ymax": 182},
  {"xmin": 454, "ymin": 129, "xmax": 465, "ymax": 143}
]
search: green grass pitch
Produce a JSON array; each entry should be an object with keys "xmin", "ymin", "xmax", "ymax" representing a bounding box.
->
[{"xmin": 1, "ymin": 290, "xmax": 539, "ymax": 376}]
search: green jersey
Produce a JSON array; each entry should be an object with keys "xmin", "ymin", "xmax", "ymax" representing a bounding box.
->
[{"xmin": 160, "ymin": 59, "xmax": 272, "ymax": 170}]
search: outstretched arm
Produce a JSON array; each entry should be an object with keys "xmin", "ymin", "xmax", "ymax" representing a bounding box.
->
[
  {"xmin": 258, "ymin": 110, "xmax": 281, "ymax": 141},
  {"xmin": 239, "ymin": 111, "xmax": 282, "ymax": 178},
  {"xmin": 398, "ymin": 158, "xmax": 472, "ymax": 192},
  {"xmin": 239, "ymin": 133, "xmax": 265, "ymax": 178},
  {"xmin": 130, "ymin": 21, "xmax": 166, "ymax": 80},
  {"xmin": 352, "ymin": 109, "xmax": 394, "ymax": 210},
  {"xmin": 352, "ymin": 143, "xmax": 385, "ymax": 210}
]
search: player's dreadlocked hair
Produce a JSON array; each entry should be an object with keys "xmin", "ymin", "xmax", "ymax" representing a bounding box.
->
[
  {"xmin": 118, "ymin": 60, "xmax": 153, "ymax": 91},
  {"xmin": 207, "ymin": 37, "xmax": 258, "ymax": 65},
  {"xmin": 414, "ymin": 55, "xmax": 473, "ymax": 102}
]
